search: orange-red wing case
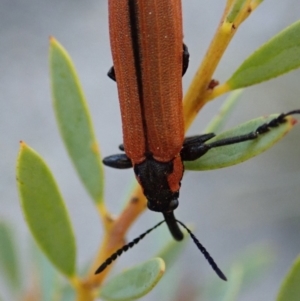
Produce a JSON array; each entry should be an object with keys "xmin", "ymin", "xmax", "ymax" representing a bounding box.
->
[{"xmin": 108, "ymin": 0, "xmax": 184, "ymax": 163}]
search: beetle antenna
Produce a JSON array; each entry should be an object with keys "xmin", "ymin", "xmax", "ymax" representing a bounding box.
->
[
  {"xmin": 176, "ymin": 219, "xmax": 227, "ymax": 281},
  {"xmin": 95, "ymin": 220, "xmax": 165, "ymax": 274}
]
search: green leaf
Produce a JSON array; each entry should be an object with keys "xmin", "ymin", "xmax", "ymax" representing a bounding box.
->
[
  {"xmin": 49, "ymin": 37, "xmax": 104, "ymax": 204},
  {"xmin": 100, "ymin": 258, "xmax": 165, "ymax": 301},
  {"xmin": 277, "ymin": 255, "xmax": 300, "ymax": 301},
  {"xmin": 0, "ymin": 222, "xmax": 20, "ymax": 290},
  {"xmin": 185, "ymin": 114, "xmax": 296, "ymax": 171},
  {"xmin": 227, "ymin": 20, "xmax": 300, "ymax": 89},
  {"xmin": 204, "ymin": 89, "xmax": 243, "ymax": 134},
  {"xmin": 16, "ymin": 142, "xmax": 76, "ymax": 277}
]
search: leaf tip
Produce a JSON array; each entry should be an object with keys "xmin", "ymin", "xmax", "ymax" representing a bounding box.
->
[
  {"xmin": 19, "ymin": 141, "xmax": 27, "ymax": 150},
  {"xmin": 49, "ymin": 36, "xmax": 57, "ymax": 44},
  {"xmin": 290, "ymin": 117, "xmax": 298, "ymax": 126},
  {"xmin": 49, "ymin": 36, "xmax": 61, "ymax": 52},
  {"xmin": 284, "ymin": 116, "xmax": 298, "ymax": 130},
  {"xmin": 156, "ymin": 257, "xmax": 166, "ymax": 272}
]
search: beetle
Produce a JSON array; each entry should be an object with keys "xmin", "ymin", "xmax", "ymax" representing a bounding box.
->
[
  {"xmin": 105, "ymin": 0, "xmax": 188, "ymax": 241},
  {"xmin": 98, "ymin": 0, "xmax": 300, "ymax": 279}
]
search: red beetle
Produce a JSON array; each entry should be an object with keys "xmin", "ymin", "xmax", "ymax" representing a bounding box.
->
[
  {"xmin": 105, "ymin": 0, "xmax": 188, "ymax": 240},
  {"xmin": 97, "ymin": 0, "xmax": 299, "ymax": 280}
]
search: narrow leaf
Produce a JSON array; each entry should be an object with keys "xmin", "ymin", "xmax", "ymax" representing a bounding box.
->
[
  {"xmin": 100, "ymin": 258, "xmax": 165, "ymax": 301},
  {"xmin": 16, "ymin": 142, "xmax": 76, "ymax": 277},
  {"xmin": 227, "ymin": 20, "xmax": 300, "ymax": 89},
  {"xmin": 204, "ymin": 89, "xmax": 243, "ymax": 134},
  {"xmin": 185, "ymin": 114, "xmax": 296, "ymax": 170},
  {"xmin": 0, "ymin": 222, "xmax": 20, "ymax": 290},
  {"xmin": 277, "ymin": 255, "xmax": 300, "ymax": 301},
  {"xmin": 49, "ymin": 37, "xmax": 104, "ymax": 204}
]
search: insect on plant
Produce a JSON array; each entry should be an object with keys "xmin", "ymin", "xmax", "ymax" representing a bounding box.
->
[
  {"xmin": 15, "ymin": 0, "xmax": 300, "ymax": 299},
  {"xmin": 94, "ymin": 0, "xmax": 300, "ymax": 281}
]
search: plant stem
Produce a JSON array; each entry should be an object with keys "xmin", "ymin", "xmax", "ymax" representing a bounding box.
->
[
  {"xmin": 86, "ymin": 185, "xmax": 146, "ymax": 287},
  {"xmin": 183, "ymin": 20, "xmax": 234, "ymax": 130},
  {"xmin": 183, "ymin": 0, "xmax": 260, "ymax": 130}
]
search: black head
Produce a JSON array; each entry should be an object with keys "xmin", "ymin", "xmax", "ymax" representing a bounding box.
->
[{"xmin": 133, "ymin": 157, "xmax": 181, "ymax": 213}]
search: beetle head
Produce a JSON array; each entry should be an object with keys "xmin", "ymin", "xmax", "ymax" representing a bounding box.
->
[{"xmin": 134, "ymin": 157, "xmax": 183, "ymax": 213}]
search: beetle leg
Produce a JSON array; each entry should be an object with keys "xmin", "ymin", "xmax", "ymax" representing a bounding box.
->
[
  {"xmin": 205, "ymin": 110, "xmax": 300, "ymax": 149},
  {"xmin": 107, "ymin": 66, "xmax": 116, "ymax": 81},
  {"xmin": 181, "ymin": 133, "xmax": 215, "ymax": 161},
  {"xmin": 182, "ymin": 111, "xmax": 300, "ymax": 161},
  {"xmin": 103, "ymin": 153, "xmax": 132, "ymax": 169},
  {"xmin": 183, "ymin": 133, "xmax": 215, "ymax": 146},
  {"xmin": 182, "ymin": 43, "xmax": 189, "ymax": 76}
]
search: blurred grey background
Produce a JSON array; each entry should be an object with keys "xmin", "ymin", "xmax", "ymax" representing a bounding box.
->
[{"xmin": 1, "ymin": 0, "xmax": 300, "ymax": 300}]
